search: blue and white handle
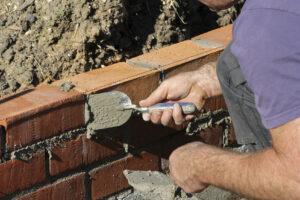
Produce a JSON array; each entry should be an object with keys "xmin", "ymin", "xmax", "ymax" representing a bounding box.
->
[{"xmin": 148, "ymin": 102, "xmax": 196, "ymax": 114}]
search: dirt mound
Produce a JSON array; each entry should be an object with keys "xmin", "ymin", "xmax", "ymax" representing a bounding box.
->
[{"xmin": 0, "ymin": 0, "xmax": 244, "ymax": 97}]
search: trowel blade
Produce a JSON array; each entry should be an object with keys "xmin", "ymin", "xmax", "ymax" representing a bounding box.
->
[{"xmin": 86, "ymin": 91, "xmax": 132, "ymax": 138}]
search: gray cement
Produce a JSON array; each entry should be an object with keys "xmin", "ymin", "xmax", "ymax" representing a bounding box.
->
[
  {"xmin": 9, "ymin": 127, "xmax": 85, "ymax": 161},
  {"xmin": 186, "ymin": 110, "xmax": 230, "ymax": 134},
  {"xmin": 123, "ymin": 170, "xmax": 177, "ymax": 200},
  {"xmin": 58, "ymin": 81, "xmax": 75, "ymax": 92},
  {"xmin": 85, "ymin": 91, "xmax": 132, "ymax": 139},
  {"xmin": 191, "ymin": 39, "xmax": 223, "ymax": 49},
  {"xmin": 123, "ymin": 170, "xmax": 247, "ymax": 200}
]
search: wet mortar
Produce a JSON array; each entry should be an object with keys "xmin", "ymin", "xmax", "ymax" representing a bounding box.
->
[{"xmin": 85, "ymin": 91, "xmax": 132, "ymax": 139}]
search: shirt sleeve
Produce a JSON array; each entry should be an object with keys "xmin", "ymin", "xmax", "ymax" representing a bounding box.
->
[{"xmin": 231, "ymin": 9, "xmax": 300, "ymax": 129}]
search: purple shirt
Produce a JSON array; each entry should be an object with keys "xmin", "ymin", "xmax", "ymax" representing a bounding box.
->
[{"xmin": 231, "ymin": 0, "xmax": 300, "ymax": 129}]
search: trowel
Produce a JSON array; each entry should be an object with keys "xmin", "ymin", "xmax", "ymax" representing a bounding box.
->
[
  {"xmin": 85, "ymin": 91, "xmax": 197, "ymax": 138},
  {"xmin": 119, "ymin": 92, "xmax": 196, "ymax": 114}
]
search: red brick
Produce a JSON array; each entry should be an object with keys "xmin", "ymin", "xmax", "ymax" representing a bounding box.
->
[
  {"xmin": 18, "ymin": 173, "xmax": 86, "ymax": 200},
  {"xmin": 109, "ymin": 71, "xmax": 160, "ymax": 105},
  {"xmin": 0, "ymin": 126, "xmax": 3, "ymax": 157},
  {"xmin": 89, "ymin": 150, "xmax": 159, "ymax": 200},
  {"xmin": 203, "ymin": 95, "xmax": 227, "ymax": 112},
  {"xmin": 128, "ymin": 116, "xmax": 175, "ymax": 149},
  {"xmin": 128, "ymin": 40, "xmax": 224, "ymax": 73},
  {"xmin": 0, "ymin": 85, "xmax": 85, "ymax": 152},
  {"xmin": 164, "ymin": 50, "xmax": 222, "ymax": 79},
  {"xmin": 161, "ymin": 134, "xmax": 203, "ymax": 159},
  {"xmin": 192, "ymin": 25, "xmax": 232, "ymax": 46},
  {"xmin": 50, "ymin": 134, "xmax": 123, "ymax": 176},
  {"xmin": 53, "ymin": 62, "xmax": 154, "ymax": 94},
  {"xmin": 162, "ymin": 127, "xmax": 222, "ymax": 160},
  {"xmin": 198, "ymin": 126, "xmax": 223, "ymax": 147},
  {"xmin": 0, "ymin": 153, "xmax": 46, "ymax": 198},
  {"xmin": 228, "ymin": 123, "xmax": 236, "ymax": 144}
]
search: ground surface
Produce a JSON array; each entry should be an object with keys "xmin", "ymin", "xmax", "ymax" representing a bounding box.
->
[{"xmin": 0, "ymin": 0, "xmax": 244, "ymax": 97}]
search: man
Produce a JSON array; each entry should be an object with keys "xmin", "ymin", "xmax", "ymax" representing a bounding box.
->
[{"xmin": 139, "ymin": 0, "xmax": 300, "ymax": 199}]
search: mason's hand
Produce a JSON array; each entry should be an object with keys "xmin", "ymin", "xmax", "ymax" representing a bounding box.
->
[
  {"xmin": 169, "ymin": 142, "xmax": 208, "ymax": 193},
  {"xmin": 139, "ymin": 62, "xmax": 221, "ymax": 130}
]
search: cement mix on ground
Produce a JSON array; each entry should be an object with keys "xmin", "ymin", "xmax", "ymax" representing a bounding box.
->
[{"xmin": 122, "ymin": 170, "xmax": 247, "ymax": 200}]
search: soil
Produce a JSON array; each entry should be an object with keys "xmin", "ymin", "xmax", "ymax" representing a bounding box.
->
[{"xmin": 0, "ymin": 0, "xmax": 244, "ymax": 97}]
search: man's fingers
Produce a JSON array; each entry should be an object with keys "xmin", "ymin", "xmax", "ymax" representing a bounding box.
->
[
  {"xmin": 161, "ymin": 108, "xmax": 173, "ymax": 126},
  {"xmin": 142, "ymin": 113, "xmax": 151, "ymax": 121},
  {"xmin": 140, "ymin": 85, "xmax": 168, "ymax": 107},
  {"xmin": 173, "ymin": 103, "xmax": 184, "ymax": 125},
  {"xmin": 150, "ymin": 111, "xmax": 162, "ymax": 124}
]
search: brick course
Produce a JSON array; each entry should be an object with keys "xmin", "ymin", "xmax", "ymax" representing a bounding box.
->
[
  {"xmin": 53, "ymin": 62, "xmax": 155, "ymax": 94},
  {"xmin": 49, "ymin": 133, "xmax": 123, "ymax": 176},
  {"xmin": 89, "ymin": 150, "xmax": 160, "ymax": 200},
  {"xmin": 0, "ymin": 153, "xmax": 46, "ymax": 198},
  {"xmin": 0, "ymin": 85, "xmax": 85, "ymax": 152},
  {"xmin": 127, "ymin": 116, "xmax": 175, "ymax": 150},
  {"xmin": 18, "ymin": 173, "xmax": 86, "ymax": 200}
]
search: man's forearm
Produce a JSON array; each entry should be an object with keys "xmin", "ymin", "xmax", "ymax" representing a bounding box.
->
[
  {"xmin": 194, "ymin": 145, "xmax": 300, "ymax": 200},
  {"xmin": 198, "ymin": 0, "xmax": 239, "ymax": 11}
]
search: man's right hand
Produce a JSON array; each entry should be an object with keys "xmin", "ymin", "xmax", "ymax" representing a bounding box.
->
[{"xmin": 139, "ymin": 62, "xmax": 222, "ymax": 130}]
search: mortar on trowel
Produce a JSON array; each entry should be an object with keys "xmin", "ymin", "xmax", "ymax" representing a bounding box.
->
[{"xmin": 85, "ymin": 91, "xmax": 197, "ymax": 139}]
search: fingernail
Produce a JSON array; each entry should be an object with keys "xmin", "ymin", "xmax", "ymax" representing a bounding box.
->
[{"xmin": 142, "ymin": 113, "xmax": 150, "ymax": 121}]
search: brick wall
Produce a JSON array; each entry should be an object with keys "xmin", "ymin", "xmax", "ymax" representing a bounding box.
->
[{"xmin": 0, "ymin": 25, "xmax": 234, "ymax": 200}]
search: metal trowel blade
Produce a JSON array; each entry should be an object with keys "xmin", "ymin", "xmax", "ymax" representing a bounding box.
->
[{"xmin": 86, "ymin": 91, "xmax": 133, "ymax": 136}]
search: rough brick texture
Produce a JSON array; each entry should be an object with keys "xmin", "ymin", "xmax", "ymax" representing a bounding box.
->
[
  {"xmin": 89, "ymin": 150, "xmax": 159, "ymax": 200},
  {"xmin": 128, "ymin": 40, "xmax": 223, "ymax": 72},
  {"xmin": 229, "ymin": 123, "xmax": 237, "ymax": 144},
  {"xmin": 18, "ymin": 173, "xmax": 86, "ymax": 200},
  {"xmin": 192, "ymin": 25, "xmax": 232, "ymax": 46},
  {"xmin": 111, "ymin": 71, "xmax": 160, "ymax": 105},
  {"xmin": 0, "ymin": 85, "xmax": 84, "ymax": 152},
  {"xmin": 53, "ymin": 62, "xmax": 154, "ymax": 94},
  {"xmin": 50, "ymin": 133, "xmax": 123, "ymax": 176},
  {"xmin": 0, "ymin": 153, "xmax": 46, "ymax": 198},
  {"xmin": 164, "ymin": 50, "xmax": 222, "ymax": 79},
  {"xmin": 127, "ymin": 116, "xmax": 175, "ymax": 150},
  {"xmin": 203, "ymin": 96, "xmax": 227, "ymax": 112}
]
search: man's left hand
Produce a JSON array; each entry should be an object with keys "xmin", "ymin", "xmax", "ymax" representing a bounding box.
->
[{"xmin": 169, "ymin": 142, "xmax": 208, "ymax": 193}]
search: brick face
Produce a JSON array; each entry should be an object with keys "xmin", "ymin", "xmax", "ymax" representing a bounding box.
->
[
  {"xmin": 111, "ymin": 71, "xmax": 160, "ymax": 105},
  {"xmin": 0, "ymin": 85, "xmax": 85, "ymax": 152},
  {"xmin": 161, "ymin": 128, "xmax": 222, "ymax": 160},
  {"xmin": 161, "ymin": 134, "xmax": 203, "ymax": 159},
  {"xmin": 198, "ymin": 126, "xmax": 223, "ymax": 147},
  {"xmin": 18, "ymin": 173, "xmax": 86, "ymax": 200},
  {"xmin": 53, "ymin": 62, "xmax": 152, "ymax": 94},
  {"xmin": 49, "ymin": 134, "xmax": 123, "ymax": 176},
  {"xmin": 164, "ymin": 51, "xmax": 222, "ymax": 79},
  {"xmin": 127, "ymin": 116, "xmax": 175, "ymax": 150},
  {"xmin": 229, "ymin": 123, "xmax": 236, "ymax": 144},
  {"xmin": 192, "ymin": 24, "xmax": 232, "ymax": 46},
  {"xmin": 0, "ymin": 153, "xmax": 46, "ymax": 198},
  {"xmin": 128, "ymin": 40, "xmax": 223, "ymax": 73},
  {"xmin": 203, "ymin": 96, "xmax": 227, "ymax": 112},
  {"xmin": 89, "ymin": 150, "xmax": 160, "ymax": 200}
]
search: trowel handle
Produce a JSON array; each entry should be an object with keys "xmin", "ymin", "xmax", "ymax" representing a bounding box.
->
[{"xmin": 148, "ymin": 102, "xmax": 197, "ymax": 114}]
